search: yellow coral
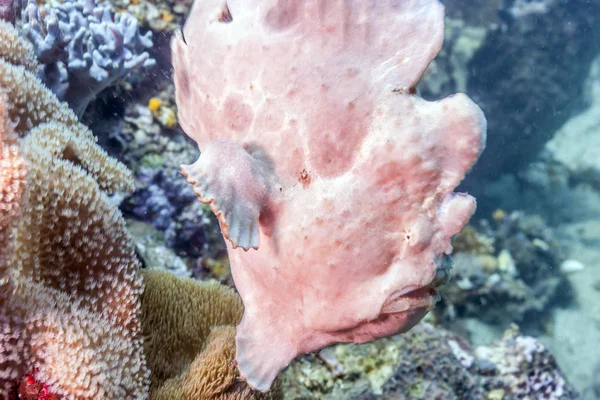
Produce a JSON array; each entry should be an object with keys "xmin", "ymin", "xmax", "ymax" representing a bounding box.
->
[
  {"xmin": 453, "ymin": 225, "xmax": 495, "ymax": 255},
  {"xmin": 161, "ymin": 107, "xmax": 177, "ymax": 128},
  {"xmin": 140, "ymin": 269, "xmax": 282, "ymax": 400},
  {"xmin": 140, "ymin": 269, "xmax": 243, "ymax": 389},
  {"xmin": 161, "ymin": 10, "xmax": 175, "ymax": 23},
  {"xmin": 153, "ymin": 326, "xmax": 282, "ymax": 400},
  {"xmin": 492, "ymin": 209, "xmax": 506, "ymax": 223},
  {"xmin": 149, "ymin": 97, "xmax": 162, "ymax": 112}
]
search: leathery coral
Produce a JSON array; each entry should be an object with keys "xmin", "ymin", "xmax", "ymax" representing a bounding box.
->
[
  {"xmin": 173, "ymin": 0, "xmax": 486, "ymax": 391},
  {"xmin": 0, "ymin": 20, "xmax": 148, "ymax": 399},
  {"xmin": 141, "ymin": 269, "xmax": 282, "ymax": 399}
]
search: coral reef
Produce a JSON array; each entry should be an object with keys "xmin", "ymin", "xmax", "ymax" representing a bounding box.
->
[
  {"xmin": 418, "ymin": 18, "xmax": 486, "ymax": 99},
  {"xmin": 83, "ymin": 80, "xmax": 227, "ymax": 280},
  {"xmin": 0, "ymin": 93, "xmax": 26, "ymax": 274},
  {"xmin": 1, "ymin": 0, "xmax": 591, "ymax": 398},
  {"xmin": 439, "ymin": 211, "xmax": 568, "ymax": 329},
  {"xmin": 0, "ymin": 20, "xmax": 36, "ymax": 71},
  {"xmin": 284, "ymin": 323, "xmax": 579, "ymax": 400},
  {"xmin": 20, "ymin": 0, "xmax": 155, "ymax": 115},
  {"xmin": 153, "ymin": 326, "xmax": 283, "ymax": 400},
  {"xmin": 127, "ymin": 220, "xmax": 191, "ymax": 278},
  {"xmin": 140, "ymin": 269, "xmax": 243, "ymax": 391},
  {"xmin": 112, "ymin": 0, "xmax": 192, "ymax": 32},
  {"xmin": 112, "ymin": 97, "xmax": 226, "ymax": 261}
]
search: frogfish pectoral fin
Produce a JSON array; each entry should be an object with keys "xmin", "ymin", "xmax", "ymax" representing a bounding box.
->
[{"xmin": 181, "ymin": 140, "xmax": 273, "ymax": 251}]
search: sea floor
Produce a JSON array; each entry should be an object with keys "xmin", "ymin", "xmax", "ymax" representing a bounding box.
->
[{"xmin": 540, "ymin": 219, "xmax": 600, "ymax": 393}]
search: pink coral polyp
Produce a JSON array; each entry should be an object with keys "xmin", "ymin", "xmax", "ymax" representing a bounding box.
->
[{"xmin": 173, "ymin": 0, "xmax": 486, "ymax": 391}]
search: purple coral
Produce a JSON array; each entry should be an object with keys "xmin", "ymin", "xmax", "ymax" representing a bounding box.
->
[
  {"xmin": 0, "ymin": 0, "xmax": 14, "ymax": 23},
  {"xmin": 21, "ymin": 0, "xmax": 155, "ymax": 116}
]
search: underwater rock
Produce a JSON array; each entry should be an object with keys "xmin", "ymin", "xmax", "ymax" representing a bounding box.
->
[
  {"xmin": 465, "ymin": 0, "xmax": 600, "ymax": 181},
  {"xmin": 439, "ymin": 210, "xmax": 568, "ymax": 330},
  {"xmin": 583, "ymin": 359, "xmax": 600, "ymax": 400},
  {"xmin": 547, "ymin": 54, "xmax": 600, "ymax": 190},
  {"xmin": 284, "ymin": 322, "xmax": 579, "ymax": 400},
  {"xmin": 174, "ymin": 0, "xmax": 486, "ymax": 391}
]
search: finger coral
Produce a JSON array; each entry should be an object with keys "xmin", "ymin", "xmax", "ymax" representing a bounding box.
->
[
  {"xmin": 140, "ymin": 269, "xmax": 281, "ymax": 400},
  {"xmin": 173, "ymin": 0, "xmax": 487, "ymax": 391},
  {"xmin": 0, "ymin": 19, "xmax": 149, "ymax": 399},
  {"xmin": 20, "ymin": 0, "xmax": 156, "ymax": 116}
]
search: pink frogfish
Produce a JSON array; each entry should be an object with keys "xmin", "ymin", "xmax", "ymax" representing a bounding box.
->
[{"xmin": 172, "ymin": 0, "xmax": 486, "ymax": 391}]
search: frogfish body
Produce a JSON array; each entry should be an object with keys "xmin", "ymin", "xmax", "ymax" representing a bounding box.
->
[{"xmin": 172, "ymin": 0, "xmax": 486, "ymax": 391}]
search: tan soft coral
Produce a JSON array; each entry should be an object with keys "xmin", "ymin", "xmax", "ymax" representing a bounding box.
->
[
  {"xmin": 0, "ymin": 20, "xmax": 37, "ymax": 72},
  {"xmin": 0, "ymin": 93, "xmax": 26, "ymax": 273},
  {"xmin": 0, "ymin": 19, "xmax": 148, "ymax": 400},
  {"xmin": 141, "ymin": 269, "xmax": 282, "ymax": 400},
  {"xmin": 0, "ymin": 121, "xmax": 150, "ymax": 399},
  {"xmin": 153, "ymin": 326, "xmax": 281, "ymax": 400}
]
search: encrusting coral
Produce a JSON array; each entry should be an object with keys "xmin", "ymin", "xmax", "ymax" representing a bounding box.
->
[
  {"xmin": 0, "ymin": 19, "xmax": 149, "ymax": 399},
  {"xmin": 284, "ymin": 322, "xmax": 578, "ymax": 399},
  {"xmin": 141, "ymin": 269, "xmax": 282, "ymax": 400}
]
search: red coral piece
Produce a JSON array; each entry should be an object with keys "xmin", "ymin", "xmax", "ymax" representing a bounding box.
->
[{"xmin": 17, "ymin": 370, "xmax": 60, "ymax": 400}]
